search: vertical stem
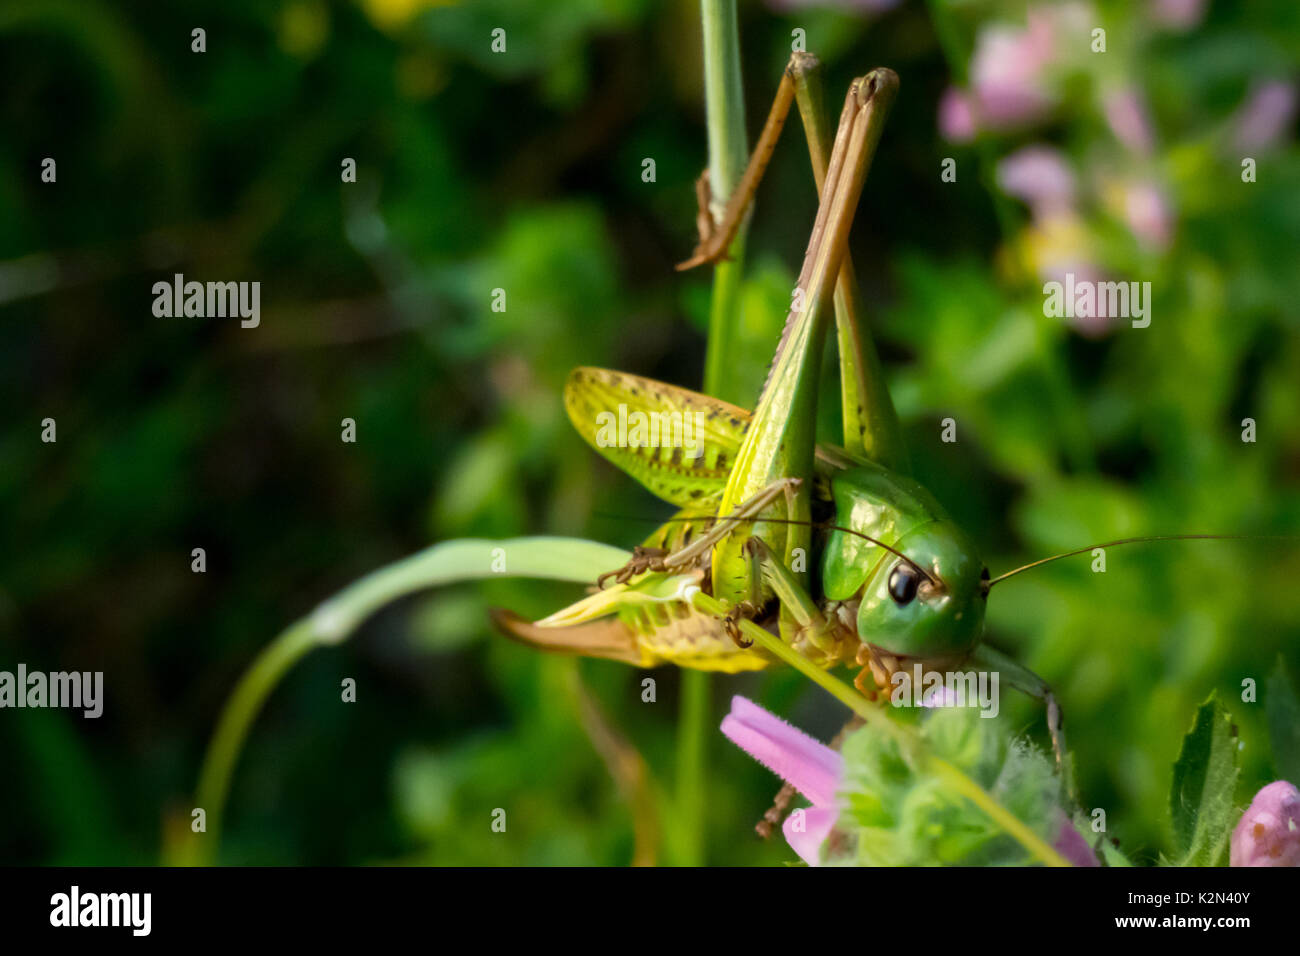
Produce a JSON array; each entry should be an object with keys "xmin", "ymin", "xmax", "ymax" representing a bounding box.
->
[
  {"xmin": 190, "ymin": 620, "xmax": 318, "ymax": 863},
  {"xmin": 700, "ymin": 0, "xmax": 750, "ymax": 405},
  {"xmin": 674, "ymin": 0, "xmax": 749, "ymax": 867},
  {"xmin": 674, "ymin": 666, "xmax": 710, "ymax": 866}
]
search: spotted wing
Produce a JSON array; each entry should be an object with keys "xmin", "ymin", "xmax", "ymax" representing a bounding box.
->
[{"xmin": 564, "ymin": 367, "xmax": 751, "ymax": 508}]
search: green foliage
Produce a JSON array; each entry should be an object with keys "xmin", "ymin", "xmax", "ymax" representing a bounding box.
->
[{"xmin": 1265, "ymin": 659, "xmax": 1300, "ymax": 785}]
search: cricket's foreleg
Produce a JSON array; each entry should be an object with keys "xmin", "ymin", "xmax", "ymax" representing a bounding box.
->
[
  {"xmin": 596, "ymin": 546, "xmax": 671, "ymax": 588},
  {"xmin": 722, "ymin": 533, "xmax": 845, "ymax": 656},
  {"xmin": 756, "ymin": 783, "xmax": 797, "ymax": 840},
  {"xmin": 662, "ymin": 476, "xmax": 803, "ymax": 571},
  {"xmin": 743, "ymin": 537, "xmax": 840, "ymax": 657},
  {"xmin": 666, "ymin": 520, "xmax": 832, "ymax": 653},
  {"xmin": 970, "ymin": 643, "xmax": 1076, "ymax": 805},
  {"xmin": 720, "ymin": 536, "xmax": 765, "ymax": 648},
  {"xmin": 596, "ymin": 478, "xmax": 800, "ymax": 597}
]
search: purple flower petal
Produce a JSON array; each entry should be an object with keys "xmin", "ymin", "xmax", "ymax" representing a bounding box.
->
[
  {"xmin": 1104, "ymin": 89, "xmax": 1156, "ymax": 156},
  {"xmin": 1231, "ymin": 780, "xmax": 1300, "ymax": 867},
  {"xmin": 1124, "ymin": 180, "xmax": 1174, "ymax": 251},
  {"xmin": 1055, "ymin": 815, "xmax": 1099, "ymax": 866},
  {"xmin": 720, "ymin": 695, "xmax": 842, "ymax": 807},
  {"xmin": 997, "ymin": 145, "xmax": 1076, "ymax": 218},
  {"xmin": 1233, "ymin": 81, "xmax": 1298, "ymax": 153},
  {"xmin": 1151, "ymin": 0, "xmax": 1208, "ymax": 31},
  {"xmin": 920, "ymin": 683, "xmax": 958, "ymax": 708},
  {"xmin": 968, "ymin": 17, "xmax": 1056, "ymax": 129},
  {"xmin": 783, "ymin": 806, "xmax": 840, "ymax": 866},
  {"xmin": 939, "ymin": 86, "xmax": 977, "ymax": 142}
]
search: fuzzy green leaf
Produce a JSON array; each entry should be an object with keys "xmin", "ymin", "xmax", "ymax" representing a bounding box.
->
[
  {"xmin": 836, "ymin": 706, "xmax": 1060, "ymax": 866},
  {"xmin": 1169, "ymin": 694, "xmax": 1240, "ymax": 866}
]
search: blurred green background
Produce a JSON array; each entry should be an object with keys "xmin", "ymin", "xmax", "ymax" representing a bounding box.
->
[{"xmin": 1, "ymin": 0, "xmax": 1298, "ymax": 865}]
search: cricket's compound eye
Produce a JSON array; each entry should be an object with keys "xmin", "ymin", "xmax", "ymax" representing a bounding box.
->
[
  {"xmin": 887, "ymin": 562, "xmax": 921, "ymax": 606},
  {"xmin": 979, "ymin": 566, "xmax": 990, "ymax": 597}
]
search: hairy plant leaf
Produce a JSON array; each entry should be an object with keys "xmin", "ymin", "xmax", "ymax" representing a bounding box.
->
[
  {"xmin": 837, "ymin": 706, "xmax": 1060, "ymax": 866},
  {"xmin": 1169, "ymin": 694, "xmax": 1240, "ymax": 866}
]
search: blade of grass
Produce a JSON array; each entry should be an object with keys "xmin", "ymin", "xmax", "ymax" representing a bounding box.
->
[
  {"xmin": 670, "ymin": 0, "xmax": 751, "ymax": 868},
  {"xmin": 183, "ymin": 537, "xmax": 631, "ymax": 864}
]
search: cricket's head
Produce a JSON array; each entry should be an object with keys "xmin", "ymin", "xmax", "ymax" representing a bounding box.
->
[{"xmin": 855, "ymin": 519, "xmax": 987, "ymax": 662}]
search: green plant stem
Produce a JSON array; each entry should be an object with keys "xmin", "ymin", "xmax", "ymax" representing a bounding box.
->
[
  {"xmin": 193, "ymin": 619, "xmax": 316, "ymax": 860},
  {"xmin": 188, "ymin": 536, "xmax": 631, "ymax": 864},
  {"xmin": 672, "ymin": 0, "xmax": 751, "ymax": 868},
  {"xmin": 674, "ymin": 664, "xmax": 710, "ymax": 866},
  {"xmin": 700, "ymin": 0, "xmax": 750, "ymax": 405},
  {"xmin": 688, "ymin": 590, "xmax": 1070, "ymax": 867}
]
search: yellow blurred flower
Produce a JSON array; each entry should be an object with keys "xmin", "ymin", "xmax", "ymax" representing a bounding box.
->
[
  {"xmin": 362, "ymin": 0, "xmax": 457, "ymax": 33},
  {"xmin": 279, "ymin": 0, "xmax": 330, "ymax": 58}
]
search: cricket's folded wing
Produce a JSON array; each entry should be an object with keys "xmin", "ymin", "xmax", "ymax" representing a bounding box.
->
[{"xmin": 564, "ymin": 366, "xmax": 750, "ymax": 508}]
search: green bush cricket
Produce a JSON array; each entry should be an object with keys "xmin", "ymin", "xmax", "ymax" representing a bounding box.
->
[
  {"xmin": 491, "ymin": 54, "xmax": 1259, "ymax": 794},
  {"xmin": 491, "ymin": 54, "xmax": 1075, "ymax": 754}
]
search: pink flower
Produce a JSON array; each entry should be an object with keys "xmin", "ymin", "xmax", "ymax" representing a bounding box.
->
[
  {"xmin": 997, "ymin": 146, "xmax": 1077, "ymax": 219},
  {"xmin": 1055, "ymin": 815, "xmax": 1100, "ymax": 866},
  {"xmin": 939, "ymin": 87, "xmax": 977, "ymax": 143},
  {"xmin": 1104, "ymin": 88, "xmax": 1156, "ymax": 156},
  {"xmin": 1123, "ymin": 180, "xmax": 1174, "ymax": 251},
  {"xmin": 720, "ymin": 695, "xmax": 842, "ymax": 865},
  {"xmin": 782, "ymin": 807, "xmax": 840, "ymax": 864},
  {"xmin": 1231, "ymin": 780, "xmax": 1300, "ymax": 867},
  {"xmin": 1232, "ymin": 81, "xmax": 1299, "ymax": 153},
  {"xmin": 970, "ymin": 18, "xmax": 1056, "ymax": 126},
  {"xmin": 1150, "ymin": 0, "xmax": 1208, "ymax": 31},
  {"xmin": 939, "ymin": 7, "xmax": 1070, "ymax": 140}
]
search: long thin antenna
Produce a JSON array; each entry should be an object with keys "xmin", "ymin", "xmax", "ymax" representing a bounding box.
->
[
  {"xmin": 593, "ymin": 511, "xmax": 939, "ymax": 586},
  {"xmin": 985, "ymin": 533, "xmax": 1294, "ymax": 592}
]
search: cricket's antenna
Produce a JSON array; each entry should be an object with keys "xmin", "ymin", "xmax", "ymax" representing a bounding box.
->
[
  {"xmin": 762, "ymin": 516, "xmax": 942, "ymax": 586},
  {"xmin": 983, "ymin": 533, "xmax": 1295, "ymax": 594},
  {"xmin": 594, "ymin": 512, "xmax": 941, "ymax": 587}
]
